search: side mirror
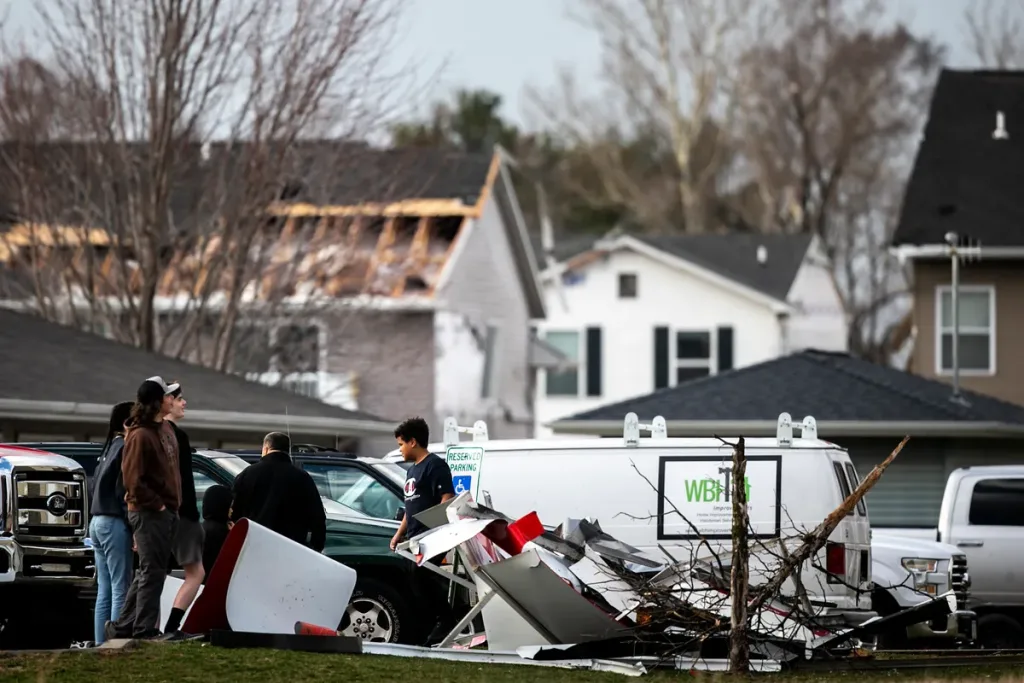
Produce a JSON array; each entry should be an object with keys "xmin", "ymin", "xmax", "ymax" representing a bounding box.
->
[{"xmin": 394, "ymin": 507, "xmax": 405, "ymax": 521}]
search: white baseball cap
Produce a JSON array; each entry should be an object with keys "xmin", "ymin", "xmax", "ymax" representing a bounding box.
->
[{"xmin": 145, "ymin": 376, "xmax": 181, "ymax": 395}]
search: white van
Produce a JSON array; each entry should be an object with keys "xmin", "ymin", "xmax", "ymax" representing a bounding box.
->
[{"xmin": 385, "ymin": 412, "xmax": 874, "ymax": 617}]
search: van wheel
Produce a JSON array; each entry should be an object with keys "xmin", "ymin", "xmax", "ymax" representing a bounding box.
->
[
  {"xmin": 977, "ymin": 614, "xmax": 1024, "ymax": 650},
  {"xmin": 338, "ymin": 578, "xmax": 412, "ymax": 644}
]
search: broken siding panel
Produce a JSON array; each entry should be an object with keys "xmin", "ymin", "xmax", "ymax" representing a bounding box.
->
[{"xmin": 436, "ymin": 192, "xmax": 532, "ymax": 439}]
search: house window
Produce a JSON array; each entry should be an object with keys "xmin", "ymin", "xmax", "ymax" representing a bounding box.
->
[
  {"xmin": 675, "ymin": 330, "xmax": 712, "ymax": 384},
  {"xmin": 545, "ymin": 331, "xmax": 580, "ymax": 396},
  {"xmin": 275, "ymin": 323, "xmax": 321, "ymax": 374},
  {"xmin": 618, "ymin": 273, "xmax": 638, "ymax": 299},
  {"xmin": 235, "ymin": 320, "xmax": 324, "ymax": 398},
  {"xmin": 937, "ymin": 286, "xmax": 995, "ymax": 374}
]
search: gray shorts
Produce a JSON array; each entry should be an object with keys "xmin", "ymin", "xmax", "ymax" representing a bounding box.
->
[{"xmin": 171, "ymin": 517, "xmax": 205, "ymax": 567}]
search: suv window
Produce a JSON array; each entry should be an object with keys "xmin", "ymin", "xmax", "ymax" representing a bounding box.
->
[
  {"xmin": 304, "ymin": 464, "xmax": 402, "ymax": 521},
  {"xmin": 969, "ymin": 478, "xmax": 1024, "ymax": 526},
  {"xmin": 193, "ymin": 470, "xmax": 217, "ymax": 519}
]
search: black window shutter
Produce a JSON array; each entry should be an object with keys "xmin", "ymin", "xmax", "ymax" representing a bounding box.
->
[
  {"xmin": 654, "ymin": 327, "xmax": 669, "ymax": 389},
  {"xmin": 717, "ymin": 326, "xmax": 734, "ymax": 373},
  {"xmin": 585, "ymin": 327, "xmax": 602, "ymax": 397}
]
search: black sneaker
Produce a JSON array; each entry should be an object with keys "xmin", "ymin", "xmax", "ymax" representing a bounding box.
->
[
  {"xmin": 103, "ymin": 621, "xmax": 125, "ymax": 641},
  {"xmin": 155, "ymin": 630, "xmax": 187, "ymax": 642},
  {"xmin": 133, "ymin": 629, "xmax": 163, "ymax": 640}
]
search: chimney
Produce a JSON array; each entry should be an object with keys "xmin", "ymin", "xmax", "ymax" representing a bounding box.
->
[
  {"xmin": 756, "ymin": 245, "xmax": 768, "ymax": 265},
  {"xmin": 538, "ymin": 182, "xmax": 556, "ymax": 268},
  {"xmin": 993, "ymin": 111, "xmax": 1009, "ymax": 140}
]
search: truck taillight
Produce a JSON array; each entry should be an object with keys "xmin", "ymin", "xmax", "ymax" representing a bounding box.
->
[{"xmin": 826, "ymin": 541, "xmax": 846, "ymax": 581}]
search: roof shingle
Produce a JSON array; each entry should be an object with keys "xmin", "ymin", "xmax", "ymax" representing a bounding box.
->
[
  {"xmin": 558, "ymin": 349, "xmax": 1024, "ymax": 425},
  {"xmin": 532, "ymin": 231, "xmax": 811, "ymax": 301},
  {"xmin": 0, "ymin": 308, "xmax": 386, "ymax": 422},
  {"xmin": 894, "ymin": 69, "xmax": 1024, "ymax": 247}
]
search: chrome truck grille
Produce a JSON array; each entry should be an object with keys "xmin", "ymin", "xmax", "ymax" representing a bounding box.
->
[
  {"xmin": 950, "ymin": 554, "xmax": 970, "ymax": 611},
  {"xmin": 13, "ymin": 470, "xmax": 86, "ymax": 539}
]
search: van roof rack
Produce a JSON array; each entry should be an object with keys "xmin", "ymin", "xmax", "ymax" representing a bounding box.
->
[
  {"xmin": 621, "ymin": 411, "xmax": 818, "ymax": 448},
  {"xmin": 623, "ymin": 412, "xmax": 667, "ymax": 447},
  {"xmin": 442, "ymin": 417, "xmax": 489, "ymax": 448},
  {"xmin": 776, "ymin": 412, "xmax": 817, "ymax": 447}
]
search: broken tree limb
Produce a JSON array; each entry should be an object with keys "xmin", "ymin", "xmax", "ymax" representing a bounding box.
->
[
  {"xmin": 748, "ymin": 436, "xmax": 910, "ymax": 613},
  {"xmin": 729, "ymin": 436, "xmax": 750, "ymax": 674}
]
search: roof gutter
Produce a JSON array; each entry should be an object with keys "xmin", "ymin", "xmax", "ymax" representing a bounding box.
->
[
  {"xmin": 892, "ymin": 244, "xmax": 1024, "ymax": 261},
  {"xmin": 0, "ymin": 399, "xmax": 395, "ymax": 436},
  {"xmin": 549, "ymin": 419, "xmax": 1024, "ymax": 439}
]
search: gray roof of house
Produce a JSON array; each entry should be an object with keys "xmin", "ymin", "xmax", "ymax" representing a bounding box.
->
[
  {"xmin": 0, "ymin": 308, "xmax": 388, "ymax": 423},
  {"xmin": 894, "ymin": 69, "xmax": 1024, "ymax": 247},
  {"xmin": 531, "ymin": 232, "xmax": 812, "ymax": 301},
  {"xmin": 0, "ymin": 141, "xmax": 495, "ymax": 229},
  {"xmin": 554, "ymin": 349, "xmax": 1024, "ymax": 429}
]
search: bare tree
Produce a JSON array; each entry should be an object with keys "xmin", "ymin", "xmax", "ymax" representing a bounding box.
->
[
  {"xmin": 731, "ymin": 0, "xmax": 943, "ymax": 363},
  {"xmin": 0, "ymin": 0, "xmax": 419, "ymax": 380},
  {"xmin": 963, "ymin": 0, "xmax": 1024, "ymax": 69},
  {"xmin": 526, "ymin": 0, "xmax": 759, "ymax": 233},
  {"xmin": 727, "ymin": 436, "xmax": 749, "ymax": 674}
]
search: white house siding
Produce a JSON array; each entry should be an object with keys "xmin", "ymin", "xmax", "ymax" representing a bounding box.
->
[
  {"xmin": 784, "ymin": 240, "xmax": 849, "ymax": 353},
  {"xmin": 534, "ymin": 248, "xmax": 783, "ymax": 437},
  {"xmin": 434, "ymin": 192, "xmax": 534, "ymax": 439}
]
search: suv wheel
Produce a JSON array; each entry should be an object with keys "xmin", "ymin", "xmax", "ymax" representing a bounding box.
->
[{"xmin": 339, "ymin": 578, "xmax": 411, "ymax": 644}]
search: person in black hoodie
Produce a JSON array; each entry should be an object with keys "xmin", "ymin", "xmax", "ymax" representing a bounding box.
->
[
  {"xmin": 161, "ymin": 380, "xmax": 204, "ymax": 637},
  {"xmin": 200, "ymin": 484, "xmax": 233, "ymax": 580},
  {"xmin": 88, "ymin": 401, "xmax": 134, "ymax": 645}
]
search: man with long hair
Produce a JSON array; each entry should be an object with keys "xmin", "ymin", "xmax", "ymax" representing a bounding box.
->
[
  {"xmin": 162, "ymin": 381, "xmax": 204, "ymax": 637},
  {"xmin": 105, "ymin": 377, "xmax": 182, "ymax": 641}
]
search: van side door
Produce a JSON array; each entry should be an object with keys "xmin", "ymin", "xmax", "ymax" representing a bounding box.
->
[{"xmin": 945, "ymin": 473, "xmax": 1024, "ymax": 605}]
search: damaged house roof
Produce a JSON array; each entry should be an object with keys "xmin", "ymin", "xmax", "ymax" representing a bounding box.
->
[
  {"xmin": 0, "ymin": 142, "xmax": 544, "ymax": 315},
  {"xmin": 551, "ymin": 349, "xmax": 1024, "ymax": 438},
  {"xmin": 533, "ymin": 231, "xmax": 813, "ymax": 302}
]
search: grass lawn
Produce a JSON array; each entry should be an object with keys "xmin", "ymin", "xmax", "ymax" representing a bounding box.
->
[{"xmin": 0, "ymin": 644, "xmax": 1023, "ymax": 682}]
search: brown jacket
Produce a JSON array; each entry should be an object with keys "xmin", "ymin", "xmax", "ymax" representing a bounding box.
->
[{"xmin": 122, "ymin": 421, "xmax": 181, "ymax": 512}]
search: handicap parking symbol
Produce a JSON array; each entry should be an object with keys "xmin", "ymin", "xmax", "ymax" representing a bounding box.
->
[{"xmin": 452, "ymin": 475, "xmax": 472, "ymax": 496}]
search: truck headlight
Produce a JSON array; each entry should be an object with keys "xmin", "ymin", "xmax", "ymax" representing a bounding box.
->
[{"xmin": 902, "ymin": 558, "xmax": 938, "ymax": 573}]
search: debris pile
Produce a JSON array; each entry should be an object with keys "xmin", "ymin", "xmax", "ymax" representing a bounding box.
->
[
  {"xmin": 175, "ymin": 495, "xmax": 958, "ymax": 677},
  {"xmin": 378, "ymin": 491, "xmax": 959, "ymax": 675}
]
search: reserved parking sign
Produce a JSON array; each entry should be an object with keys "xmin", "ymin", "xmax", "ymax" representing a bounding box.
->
[{"xmin": 445, "ymin": 446, "xmax": 484, "ymax": 500}]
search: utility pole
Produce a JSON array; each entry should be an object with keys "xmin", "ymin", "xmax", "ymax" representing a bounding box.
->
[{"xmin": 945, "ymin": 231, "xmax": 962, "ymax": 401}]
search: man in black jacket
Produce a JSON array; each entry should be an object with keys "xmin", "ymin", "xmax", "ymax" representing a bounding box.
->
[{"xmin": 229, "ymin": 432, "xmax": 326, "ymax": 552}]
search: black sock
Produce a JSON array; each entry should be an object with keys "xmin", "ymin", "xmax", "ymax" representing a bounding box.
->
[{"xmin": 164, "ymin": 607, "xmax": 185, "ymax": 633}]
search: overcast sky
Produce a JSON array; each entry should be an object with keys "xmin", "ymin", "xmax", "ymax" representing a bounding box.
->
[{"xmin": 1, "ymin": 0, "xmax": 998, "ymax": 130}]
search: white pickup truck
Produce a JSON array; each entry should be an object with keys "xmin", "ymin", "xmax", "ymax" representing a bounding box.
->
[
  {"xmin": 871, "ymin": 532, "xmax": 973, "ymax": 647},
  {"xmin": 885, "ymin": 465, "xmax": 1024, "ymax": 649}
]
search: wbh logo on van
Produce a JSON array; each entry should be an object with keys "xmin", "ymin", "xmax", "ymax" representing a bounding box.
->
[
  {"xmin": 445, "ymin": 446, "xmax": 484, "ymax": 500},
  {"xmin": 658, "ymin": 455, "xmax": 782, "ymax": 541}
]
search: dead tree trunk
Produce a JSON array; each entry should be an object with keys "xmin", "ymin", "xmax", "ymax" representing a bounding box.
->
[
  {"xmin": 749, "ymin": 436, "xmax": 910, "ymax": 612},
  {"xmin": 729, "ymin": 436, "xmax": 750, "ymax": 674}
]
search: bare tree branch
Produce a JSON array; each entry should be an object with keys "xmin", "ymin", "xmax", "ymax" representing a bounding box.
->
[{"xmin": 963, "ymin": 0, "xmax": 1024, "ymax": 69}]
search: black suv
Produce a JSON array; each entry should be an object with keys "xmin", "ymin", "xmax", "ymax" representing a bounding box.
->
[{"xmin": 224, "ymin": 445, "xmax": 406, "ymax": 521}]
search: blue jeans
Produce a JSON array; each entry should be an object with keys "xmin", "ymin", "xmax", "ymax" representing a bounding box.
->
[{"xmin": 89, "ymin": 515, "xmax": 133, "ymax": 644}]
